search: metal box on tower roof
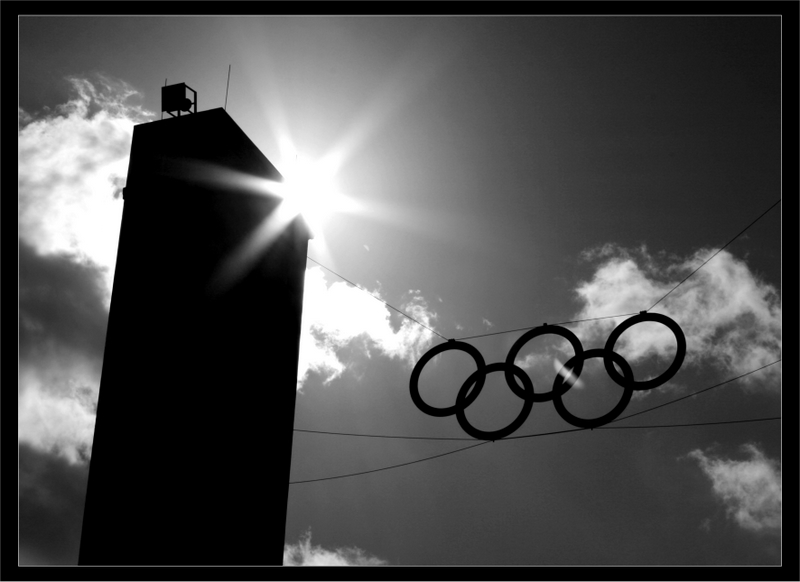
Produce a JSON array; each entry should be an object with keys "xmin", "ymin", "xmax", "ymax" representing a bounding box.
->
[{"xmin": 161, "ymin": 82, "xmax": 197, "ymax": 117}]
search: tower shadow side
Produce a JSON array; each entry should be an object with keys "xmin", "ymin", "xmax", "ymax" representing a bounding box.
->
[{"xmin": 78, "ymin": 108, "xmax": 310, "ymax": 565}]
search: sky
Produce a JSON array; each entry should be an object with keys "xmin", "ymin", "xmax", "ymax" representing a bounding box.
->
[{"xmin": 17, "ymin": 13, "xmax": 784, "ymax": 568}]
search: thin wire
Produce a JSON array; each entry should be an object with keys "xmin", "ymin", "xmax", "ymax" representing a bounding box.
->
[
  {"xmin": 506, "ymin": 416, "xmax": 782, "ymax": 441},
  {"xmin": 306, "ymin": 200, "xmax": 779, "ymax": 345},
  {"xmin": 293, "ymin": 416, "xmax": 779, "ymax": 443},
  {"xmin": 454, "ymin": 312, "xmax": 640, "ymax": 342},
  {"xmin": 289, "ymin": 441, "xmax": 490, "ymax": 485},
  {"xmin": 289, "ymin": 416, "xmax": 780, "ymax": 484},
  {"xmin": 292, "ymin": 202, "xmax": 781, "ymax": 482},
  {"xmin": 293, "ymin": 359, "xmax": 780, "ymax": 443},
  {"xmin": 307, "ymin": 256, "xmax": 448, "ymax": 341},
  {"xmin": 454, "ymin": 198, "xmax": 780, "ymax": 342},
  {"xmin": 647, "ymin": 198, "xmax": 781, "ymax": 311},
  {"xmin": 294, "ymin": 428, "xmax": 475, "ymax": 441},
  {"xmin": 161, "ymin": 78, "xmax": 167, "ymax": 120},
  {"xmin": 609, "ymin": 359, "xmax": 781, "ymax": 424},
  {"xmin": 289, "ymin": 362, "xmax": 779, "ymax": 485},
  {"xmin": 597, "ymin": 417, "xmax": 780, "ymax": 430},
  {"xmin": 492, "ymin": 426, "xmax": 585, "ymax": 441},
  {"xmin": 224, "ymin": 65, "xmax": 231, "ymax": 111},
  {"xmin": 476, "ymin": 416, "xmax": 781, "ymax": 443}
]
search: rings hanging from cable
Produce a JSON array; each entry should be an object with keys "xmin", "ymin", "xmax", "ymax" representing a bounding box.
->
[{"xmin": 409, "ymin": 312, "xmax": 687, "ymax": 440}]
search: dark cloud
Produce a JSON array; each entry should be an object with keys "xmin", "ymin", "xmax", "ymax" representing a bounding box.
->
[
  {"xmin": 19, "ymin": 443, "xmax": 89, "ymax": 565},
  {"xmin": 109, "ymin": 175, "xmax": 126, "ymax": 199},
  {"xmin": 18, "ymin": 240, "xmax": 105, "ymax": 462},
  {"xmin": 18, "ymin": 239, "xmax": 110, "ymax": 374}
]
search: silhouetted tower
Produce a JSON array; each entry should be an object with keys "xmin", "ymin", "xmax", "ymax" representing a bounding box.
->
[{"xmin": 79, "ymin": 84, "xmax": 311, "ymax": 565}]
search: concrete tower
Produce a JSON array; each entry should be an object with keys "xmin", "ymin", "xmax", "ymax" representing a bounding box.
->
[{"xmin": 79, "ymin": 86, "xmax": 311, "ymax": 565}]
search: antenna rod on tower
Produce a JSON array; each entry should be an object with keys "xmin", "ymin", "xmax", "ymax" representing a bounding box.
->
[{"xmin": 225, "ymin": 65, "xmax": 231, "ymax": 111}]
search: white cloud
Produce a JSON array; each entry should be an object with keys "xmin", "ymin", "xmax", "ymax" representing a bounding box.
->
[
  {"xmin": 514, "ymin": 351, "xmax": 549, "ymax": 370},
  {"xmin": 283, "ymin": 531, "xmax": 387, "ymax": 566},
  {"xmin": 18, "ymin": 373, "xmax": 97, "ymax": 465},
  {"xmin": 296, "ymin": 266, "xmax": 438, "ymax": 389},
  {"xmin": 687, "ymin": 444, "xmax": 781, "ymax": 533},
  {"xmin": 571, "ymin": 245, "xmax": 781, "ymax": 389},
  {"xmin": 18, "ymin": 74, "xmax": 153, "ymax": 292}
]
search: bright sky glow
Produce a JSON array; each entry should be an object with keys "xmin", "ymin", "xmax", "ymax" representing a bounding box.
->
[{"xmin": 271, "ymin": 153, "xmax": 358, "ymax": 238}]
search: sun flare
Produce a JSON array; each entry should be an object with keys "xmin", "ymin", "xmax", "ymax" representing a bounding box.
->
[
  {"xmin": 280, "ymin": 158, "xmax": 341, "ymax": 236},
  {"xmin": 260, "ymin": 150, "xmax": 361, "ymax": 239}
]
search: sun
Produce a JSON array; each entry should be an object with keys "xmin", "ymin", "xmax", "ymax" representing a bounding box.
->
[{"xmin": 279, "ymin": 156, "xmax": 344, "ymax": 236}]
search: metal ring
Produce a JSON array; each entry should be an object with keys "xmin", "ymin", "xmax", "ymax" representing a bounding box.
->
[
  {"xmin": 409, "ymin": 341, "xmax": 486, "ymax": 418},
  {"xmin": 455, "ymin": 362, "xmax": 534, "ymax": 441},
  {"xmin": 603, "ymin": 313, "xmax": 686, "ymax": 391},
  {"xmin": 409, "ymin": 317, "xmax": 686, "ymax": 438},
  {"xmin": 551, "ymin": 348, "xmax": 634, "ymax": 429},
  {"xmin": 504, "ymin": 325, "xmax": 585, "ymax": 401}
]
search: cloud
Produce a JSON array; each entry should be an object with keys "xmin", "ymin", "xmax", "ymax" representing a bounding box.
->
[
  {"xmin": 18, "ymin": 372, "xmax": 97, "ymax": 465},
  {"xmin": 687, "ymin": 444, "xmax": 781, "ymax": 534},
  {"xmin": 19, "ymin": 241, "xmax": 110, "ymax": 370},
  {"xmin": 284, "ymin": 531, "xmax": 387, "ymax": 566},
  {"xmin": 18, "ymin": 74, "xmax": 153, "ymax": 288},
  {"xmin": 570, "ymin": 245, "xmax": 781, "ymax": 389},
  {"xmin": 296, "ymin": 266, "xmax": 438, "ymax": 389},
  {"xmin": 18, "ymin": 76, "xmax": 154, "ymax": 465},
  {"xmin": 19, "ymin": 443, "xmax": 90, "ymax": 565},
  {"xmin": 514, "ymin": 351, "xmax": 549, "ymax": 371}
]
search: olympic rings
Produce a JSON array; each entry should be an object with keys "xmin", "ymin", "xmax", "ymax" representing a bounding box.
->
[
  {"xmin": 455, "ymin": 362, "xmax": 534, "ymax": 441},
  {"xmin": 409, "ymin": 312, "xmax": 686, "ymax": 438},
  {"xmin": 505, "ymin": 325, "xmax": 584, "ymax": 402},
  {"xmin": 551, "ymin": 349, "xmax": 633, "ymax": 429},
  {"xmin": 603, "ymin": 312, "xmax": 686, "ymax": 391},
  {"xmin": 409, "ymin": 340, "xmax": 486, "ymax": 417}
]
